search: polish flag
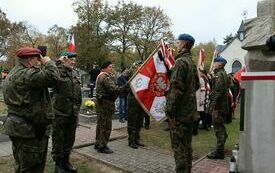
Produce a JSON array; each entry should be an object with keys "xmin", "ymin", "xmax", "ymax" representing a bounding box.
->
[
  {"xmin": 68, "ymin": 34, "xmax": 76, "ymax": 52},
  {"xmin": 198, "ymin": 48, "xmax": 205, "ymax": 69}
]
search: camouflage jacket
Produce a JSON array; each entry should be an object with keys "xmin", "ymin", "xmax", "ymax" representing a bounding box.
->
[
  {"xmin": 209, "ymin": 68, "xmax": 230, "ymax": 113},
  {"xmin": 2, "ymin": 60, "xmax": 59, "ymax": 138},
  {"xmin": 96, "ymin": 72, "xmax": 119, "ymax": 113},
  {"xmin": 165, "ymin": 52, "xmax": 200, "ymax": 123},
  {"xmin": 52, "ymin": 63, "xmax": 82, "ymax": 117}
]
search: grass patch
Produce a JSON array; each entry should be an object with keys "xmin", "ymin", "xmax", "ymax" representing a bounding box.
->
[
  {"xmin": 141, "ymin": 105, "xmax": 241, "ymax": 160},
  {"xmin": 0, "ymin": 152, "xmax": 125, "ymax": 173},
  {"xmin": 0, "ymin": 102, "xmax": 7, "ymax": 116}
]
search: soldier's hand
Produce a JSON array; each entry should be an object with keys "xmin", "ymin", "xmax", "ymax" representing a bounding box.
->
[{"xmin": 40, "ymin": 55, "xmax": 51, "ymax": 64}]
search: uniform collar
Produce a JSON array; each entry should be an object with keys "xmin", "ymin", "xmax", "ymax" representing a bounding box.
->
[
  {"xmin": 176, "ymin": 51, "xmax": 192, "ymax": 59},
  {"xmin": 214, "ymin": 68, "xmax": 225, "ymax": 73}
]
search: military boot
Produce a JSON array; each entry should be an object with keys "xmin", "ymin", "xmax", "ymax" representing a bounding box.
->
[
  {"xmin": 207, "ymin": 149, "xmax": 225, "ymax": 159},
  {"xmin": 97, "ymin": 146, "xmax": 114, "ymax": 154},
  {"xmin": 135, "ymin": 140, "xmax": 145, "ymax": 147},
  {"xmin": 94, "ymin": 144, "xmax": 99, "ymax": 150},
  {"xmin": 128, "ymin": 143, "xmax": 138, "ymax": 149},
  {"xmin": 54, "ymin": 160, "xmax": 65, "ymax": 173},
  {"xmin": 63, "ymin": 155, "xmax": 77, "ymax": 172}
]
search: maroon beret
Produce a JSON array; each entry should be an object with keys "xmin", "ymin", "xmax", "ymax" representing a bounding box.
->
[{"xmin": 16, "ymin": 47, "xmax": 41, "ymax": 58}]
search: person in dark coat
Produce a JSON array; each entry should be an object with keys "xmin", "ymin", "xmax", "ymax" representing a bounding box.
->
[{"xmin": 117, "ymin": 68, "xmax": 128, "ymax": 123}]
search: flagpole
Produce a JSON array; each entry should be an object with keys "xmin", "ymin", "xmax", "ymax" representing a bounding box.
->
[
  {"xmin": 197, "ymin": 48, "xmax": 205, "ymax": 78},
  {"xmin": 209, "ymin": 48, "xmax": 218, "ymax": 73}
]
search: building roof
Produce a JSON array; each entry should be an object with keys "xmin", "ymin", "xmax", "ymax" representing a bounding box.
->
[
  {"xmin": 216, "ymin": 44, "xmax": 227, "ymax": 52},
  {"xmin": 242, "ymin": 16, "xmax": 275, "ymax": 50},
  {"xmin": 237, "ymin": 20, "xmax": 245, "ymax": 33}
]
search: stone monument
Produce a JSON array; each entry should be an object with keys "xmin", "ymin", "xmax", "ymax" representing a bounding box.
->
[
  {"xmin": 242, "ymin": 0, "xmax": 275, "ymax": 71},
  {"xmin": 239, "ymin": 1, "xmax": 275, "ymax": 173}
]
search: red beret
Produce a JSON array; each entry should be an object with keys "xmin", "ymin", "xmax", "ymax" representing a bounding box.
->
[{"xmin": 16, "ymin": 47, "xmax": 41, "ymax": 58}]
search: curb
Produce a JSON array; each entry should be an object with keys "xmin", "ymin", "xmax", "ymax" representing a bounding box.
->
[
  {"xmin": 73, "ymin": 136, "xmax": 130, "ymax": 173},
  {"xmin": 73, "ymin": 135, "xmax": 128, "ymax": 149},
  {"xmin": 74, "ymin": 150, "xmax": 131, "ymax": 173},
  {"xmin": 192, "ymin": 153, "xmax": 208, "ymax": 166}
]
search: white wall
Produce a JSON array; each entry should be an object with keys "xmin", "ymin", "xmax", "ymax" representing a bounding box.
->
[
  {"xmin": 240, "ymin": 72, "xmax": 275, "ymax": 173},
  {"xmin": 220, "ymin": 38, "xmax": 247, "ymax": 73}
]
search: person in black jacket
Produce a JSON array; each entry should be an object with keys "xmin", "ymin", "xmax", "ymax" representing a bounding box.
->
[{"xmin": 117, "ymin": 68, "xmax": 128, "ymax": 123}]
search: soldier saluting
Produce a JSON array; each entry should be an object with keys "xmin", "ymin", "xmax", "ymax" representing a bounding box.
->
[
  {"xmin": 207, "ymin": 56, "xmax": 230, "ymax": 160},
  {"xmin": 51, "ymin": 52, "xmax": 82, "ymax": 173},
  {"xmin": 2, "ymin": 47, "xmax": 59, "ymax": 173}
]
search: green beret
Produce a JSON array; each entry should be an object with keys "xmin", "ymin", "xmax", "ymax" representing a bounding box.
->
[
  {"xmin": 60, "ymin": 52, "xmax": 77, "ymax": 58},
  {"xmin": 133, "ymin": 60, "xmax": 143, "ymax": 66}
]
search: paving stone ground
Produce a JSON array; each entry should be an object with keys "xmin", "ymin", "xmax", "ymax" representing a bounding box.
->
[
  {"xmin": 76, "ymin": 139, "xmax": 176, "ymax": 173},
  {"xmin": 76, "ymin": 138, "xmax": 229, "ymax": 173},
  {"xmin": 73, "ymin": 119, "xmax": 127, "ymax": 148},
  {"xmin": 192, "ymin": 157, "xmax": 229, "ymax": 173},
  {"xmin": 0, "ymin": 119, "xmax": 229, "ymax": 173}
]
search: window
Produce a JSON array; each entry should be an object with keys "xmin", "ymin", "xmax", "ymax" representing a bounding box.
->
[{"xmin": 232, "ymin": 60, "xmax": 242, "ymax": 73}]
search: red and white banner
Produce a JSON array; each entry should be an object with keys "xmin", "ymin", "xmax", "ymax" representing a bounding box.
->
[
  {"xmin": 129, "ymin": 41, "xmax": 175, "ymax": 121},
  {"xmin": 198, "ymin": 48, "xmax": 205, "ymax": 69},
  {"xmin": 160, "ymin": 39, "xmax": 175, "ymax": 70},
  {"xmin": 68, "ymin": 33, "xmax": 76, "ymax": 52}
]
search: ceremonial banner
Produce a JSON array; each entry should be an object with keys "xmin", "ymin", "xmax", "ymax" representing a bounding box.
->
[
  {"xmin": 160, "ymin": 39, "xmax": 175, "ymax": 70},
  {"xmin": 129, "ymin": 41, "xmax": 174, "ymax": 121},
  {"xmin": 197, "ymin": 48, "xmax": 205, "ymax": 69},
  {"xmin": 68, "ymin": 33, "xmax": 76, "ymax": 52}
]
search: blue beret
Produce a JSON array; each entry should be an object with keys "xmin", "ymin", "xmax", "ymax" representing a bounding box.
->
[
  {"xmin": 214, "ymin": 56, "xmax": 227, "ymax": 64},
  {"xmin": 60, "ymin": 52, "xmax": 77, "ymax": 58},
  {"xmin": 177, "ymin": 33, "xmax": 195, "ymax": 44}
]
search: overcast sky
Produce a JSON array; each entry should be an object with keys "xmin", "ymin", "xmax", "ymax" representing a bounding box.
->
[{"xmin": 0, "ymin": 0, "xmax": 260, "ymax": 44}]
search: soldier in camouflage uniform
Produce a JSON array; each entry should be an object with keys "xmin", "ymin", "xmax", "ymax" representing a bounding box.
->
[
  {"xmin": 165, "ymin": 34, "xmax": 200, "ymax": 173},
  {"xmin": 207, "ymin": 56, "xmax": 230, "ymax": 160},
  {"xmin": 51, "ymin": 52, "xmax": 82, "ymax": 173},
  {"xmin": 94, "ymin": 61, "xmax": 119, "ymax": 154},
  {"xmin": 126, "ymin": 60, "xmax": 146, "ymax": 149},
  {"xmin": 2, "ymin": 47, "xmax": 59, "ymax": 173}
]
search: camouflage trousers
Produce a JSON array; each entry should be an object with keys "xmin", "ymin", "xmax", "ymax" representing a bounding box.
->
[
  {"xmin": 95, "ymin": 102, "xmax": 114, "ymax": 148},
  {"xmin": 52, "ymin": 116, "xmax": 77, "ymax": 161},
  {"xmin": 144, "ymin": 113, "xmax": 150, "ymax": 127},
  {"xmin": 170, "ymin": 122, "xmax": 193, "ymax": 173},
  {"xmin": 212, "ymin": 111, "xmax": 228, "ymax": 150},
  {"xmin": 127, "ymin": 97, "xmax": 144, "ymax": 145},
  {"xmin": 10, "ymin": 136, "xmax": 48, "ymax": 173}
]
